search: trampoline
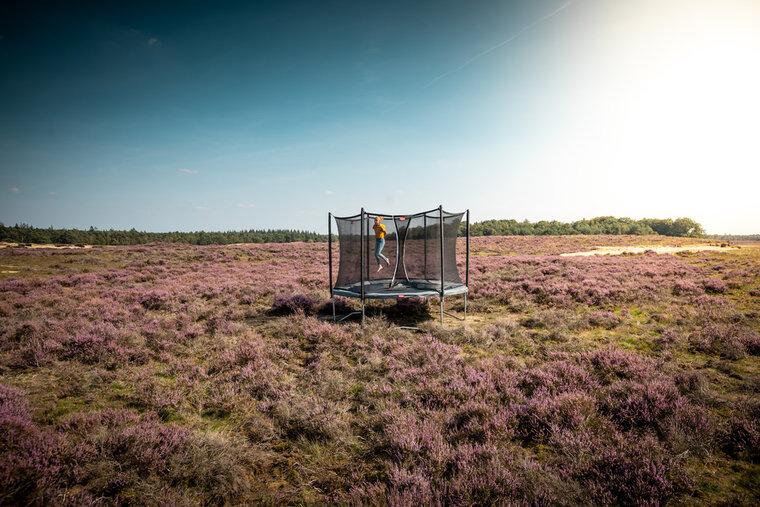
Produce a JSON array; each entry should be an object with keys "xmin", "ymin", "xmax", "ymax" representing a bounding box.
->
[{"xmin": 328, "ymin": 206, "xmax": 470, "ymax": 326}]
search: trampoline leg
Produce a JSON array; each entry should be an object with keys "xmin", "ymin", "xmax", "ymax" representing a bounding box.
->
[
  {"xmin": 361, "ymin": 298, "xmax": 365, "ymax": 327},
  {"xmin": 440, "ymin": 296, "xmax": 444, "ymax": 326},
  {"xmin": 464, "ymin": 293, "xmax": 467, "ymax": 321},
  {"xmin": 332, "ymin": 299, "xmax": 336, "ymax": 323}
]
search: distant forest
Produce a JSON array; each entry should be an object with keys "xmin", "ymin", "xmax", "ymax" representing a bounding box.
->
[
  {"xmin": 1, "ymin": 216, "xmax": 706, "ymax": 245},
  {"xmin": 0, "ymin": 224, "xmax": 328, "ymax": 245},
  {"xmin": 706, "ymin": 234, "xmax": 760, "ymax": 242},
  {"xmin": 463, "ymin": 216, "xmax": 705, "ymax": 238}
]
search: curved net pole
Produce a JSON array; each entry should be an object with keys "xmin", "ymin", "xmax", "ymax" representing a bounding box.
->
[
  {"xmin": 439, "ymin": 205, "xmax": 444, "ymax": 326},
  {"xmin": 400, "ymin": 218, "xmax": 411, "ymax": 282},
  {"xmin": 390, "ymin": 215, "xmax": 400, "ymax": 288}
]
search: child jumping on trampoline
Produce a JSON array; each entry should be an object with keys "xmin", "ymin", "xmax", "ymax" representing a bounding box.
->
[{"xmin": 373, "ymin": 216, "xmax": 391, "ymax": 272}]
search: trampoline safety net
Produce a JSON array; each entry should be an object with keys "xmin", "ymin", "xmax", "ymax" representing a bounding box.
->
[{"xmin": 330, "ymin": 207, "xmax": 468, "ymax": 299}]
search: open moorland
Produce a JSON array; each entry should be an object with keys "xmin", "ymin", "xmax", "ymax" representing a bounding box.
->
[{"xmin": 1, "ymin": 235, "xmax": 759, "ymax": 505}]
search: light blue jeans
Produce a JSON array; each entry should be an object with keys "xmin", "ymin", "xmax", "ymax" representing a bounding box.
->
[{"xmin": 375, "ymin": 238, "xmax": 388, "ymax": 266}]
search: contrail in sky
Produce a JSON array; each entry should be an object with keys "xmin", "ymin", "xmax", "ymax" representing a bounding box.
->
[{"xmin": 425, "ymin": 1, "xmax": 573, "ymax": 88}]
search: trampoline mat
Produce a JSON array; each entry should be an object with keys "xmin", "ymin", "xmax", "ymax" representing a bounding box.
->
[{"xmin": 332, "ymin": 278, "xmax": 468, "ymax": 299}]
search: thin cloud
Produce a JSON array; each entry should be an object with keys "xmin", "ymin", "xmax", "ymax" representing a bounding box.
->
[
  {"xmin": 236, "ymin": 203, "xmax": 256, "ymax": 208},
  {"xmin": 48, "ymin": 191, "xmax": 57, "ymax": 195},
  {"xmin": 148, "ymin": 37, "xmax": 159, "ymax": 46},
  {"xmin": 179, "ymin": 168, "xmax": 199, "ymax": 174},
  {"xmin": 324, "ymin": 190, "xmax": 335, "ymax": 196},
  {"xmin": 9, "ymin": 187, "xmax": 19, "ymax": 193},
  {"xmin": 194, "ymin": 205, "xmax": 209, "ymax": 211},
  {"xmin": 426, "ymin": 1, "xmax": 573, "ymax": 88}
]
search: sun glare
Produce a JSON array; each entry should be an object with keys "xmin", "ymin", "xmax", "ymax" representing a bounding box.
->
[
  {"xmin": 536, "ymin": 0, "xmax": 760, "ymax": 224},
  {"xmin": 616, "ymin": 0, "xmax": 760, "ymax": 178}
]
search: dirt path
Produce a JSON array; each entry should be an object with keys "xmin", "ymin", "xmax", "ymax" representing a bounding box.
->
[{"xmin": 0, "ymin": 242, "xmax": 92, "ymax": 249}]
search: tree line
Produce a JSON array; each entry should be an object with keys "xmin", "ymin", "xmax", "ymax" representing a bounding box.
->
[
  {"xmin": 0, "ymin": 224, "xmax": 329, "ymax": 245},
  {"xmin": 461, "ymin": 216, "xmax": 705, "ymax": 238},
  {"xmin": 0, "ymin": 216, "xmax": 706, "ymax": 246},
  {"xmin": 706, "ymin": 234, "xmax": 760, "ymax": 242}
]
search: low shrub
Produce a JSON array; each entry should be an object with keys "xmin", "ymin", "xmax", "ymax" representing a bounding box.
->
[
  {"xmin": 673, "ymin": 280, "xmax": 703, "ymax": 296},
  {"xmin": 270, "ymin": 294, "xmax": 315, "ymax": 315},
  {"xmin": 721, "ymin": 400, "xmax": 760, "ymax": 462},
  {"xmin": 703, "ymin": 278, "xmax": 728, "ymax": 294},
  {"xmin": 587, "ymin": 310, "xmax": 623, "ymax": 329},
  {"xmin": 138, "ymin": 290, "xmax": 171, "ymax": 310},
  {"xmin": 319, "ymin": 297, "xmax": 353, "ymax": 315}
]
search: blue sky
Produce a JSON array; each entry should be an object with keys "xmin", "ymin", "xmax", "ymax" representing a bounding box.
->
[{"xmin": 2, "ymin": 0, "xmax": 759, "ymax": 234}]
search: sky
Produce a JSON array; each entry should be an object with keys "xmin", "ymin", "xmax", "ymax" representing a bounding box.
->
[{"xmin": 1, "ymin": 0, "xmax": 759, "ymax": 234}]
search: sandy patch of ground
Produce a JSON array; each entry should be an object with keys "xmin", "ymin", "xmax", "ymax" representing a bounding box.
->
[
  {"xmin": 0, "ymin": 242, "xmax": 92, "ymax": 249},
  {"xmin": 561, "ymin": 244, "xmax": 743, "ymax": 257}
]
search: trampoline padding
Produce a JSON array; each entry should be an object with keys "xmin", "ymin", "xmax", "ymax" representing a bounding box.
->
[{"xmin": 333, "ymin": 278, "xmax": 468, "ymax": 299}]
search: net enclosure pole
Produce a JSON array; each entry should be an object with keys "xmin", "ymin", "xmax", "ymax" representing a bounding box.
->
[
  {"xmin": 328, "ymin": 213, "xmax": 335, "ymax": 322},
  {"xmin": 424, "ymin": 214, "xmax": 427, "ymax": 279},
  {"xmin": 465, "ymin": 209, "xmax": 470, "ymax": 287},
  {"xmin": 439, "ymin": 205, "xmax": 444, "ymax": 326},
  {"xmin": 360, "ymin": 208, "xmax": 366, "ymax": 326},
  {"xmin": 365, "ymin": 214, "xmax": 371, "ymax": 289},
  {"xmin": 465, "ymin": 209, "xmax": 470, "ymax": 320}
]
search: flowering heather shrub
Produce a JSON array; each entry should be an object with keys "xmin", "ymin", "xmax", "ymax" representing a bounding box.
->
[
  {"xmin": 270, "ymin": 293, "xmax": 316, "ymax": 314},
  {"xmin": 600, "ymin": 378, "xmax": 686, "ymax": 430},
  {"xmin": 675, "ymin": 369, "xmax": 712, "ymax": 401},
  {"xmin": 468, "ymin": 252, "xmax": 716, "ymax": 309},
  {"xmin": 690, "ymin": 291, "xmax": 728, "ymax": 310},
  {"xmin": 268, "ymin": 392, "xmax": 352, "ymax": 442},
  {"xmin": 689, "ymin": 323, "xmax": 760, "ymax": 359},
  {"xmin": 97, "ymin": 414, "xmax": 192, "ymax": 475},
  {"xmin": 61, "ymin": 332, "xmax": 106, "ymax": 364},
  {"xmin": 586, "ymin": 310, "xmax": 623, "ymax": 329},
  {"xmin": 519, "ymin": 360, "xmax": 600, "ymax": 396},
  {"xmin": 1, "ymin": 238, "xmax": 759, "ymax": 503},
  {"xmin": 520, "ymin": 308, "xmax": 570, "ymax": 330},
  {"xmin": 658, "ymin": 327, "xmax": 682, "ymax": 349},
  {"xmin": 0, "ymin": 385, "xmax": 66, "ymax": 505},
  {"xmin": 216, "ymin": 337, "xmax": 269, "ymax": 369},
  {"xmin": 549, "ymin": 427, "xmax": 679, "ymax": 504},
  {"xmin": 301, "ymin": 318, "xmax": 353, "ymax": 347},
  {"xmin": 320, "ymin": 297, "xmax": 353, "ymax": 315},
  {"xmin": 58, "ymin": 407, "xmax": 143, "ymax": 433},
  {"xmin": 721, "ymin": 399, "xmax": 760, "ymax": 462},
  {"xmin": 479, "ymin": 318, "xmax": 523, "ymax": 347},
  {"xmin": 131, "ymin": 371, "xmax": 184, "ymax": 417},
  {"xmin": 1, "ymin": 385, "xmax": 253, "ymax": 504},
  {"xmin": 519, "ymin": 390, "xmax": 598, "ymax": 441},
  {"xmin": 741, "ymin": 330, "xmax": 760, "ymax": 356},
  {"xmin": 673, "ymin": 279, "xmax": 704, "ymax": 296},
  {"xmin": 138, "ymin": 289, "xmax": 171, "ymax": 310},
  {"xmin": 0, "ymin": 384, "xmax": 31, "ymax": 420},
  {"xmin": 349, "ymin": 338, "xmax": 705, "ymax": 504},
  {"xmin": 703, "ymin": 278, "xmax": 728, "ymax": 294},
  {"xmin": 582, "ymin": 347, "xmax": 659, "ymax": 385}
]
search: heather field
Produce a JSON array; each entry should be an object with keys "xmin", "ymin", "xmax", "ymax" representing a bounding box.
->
[{"xmin": 2, "ymin": 235, "xmax": 760, "ymax": 505}]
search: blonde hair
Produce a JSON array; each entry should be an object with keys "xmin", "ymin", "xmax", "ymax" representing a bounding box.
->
[{"xmin": 375, "ymin": 215, "xmax": 384, "ymax": 221}]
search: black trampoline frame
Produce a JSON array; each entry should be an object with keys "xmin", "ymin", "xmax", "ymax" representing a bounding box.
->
[{"xmin": 328, "ymin": 205, "xmax": 470, "ymax": 326}]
